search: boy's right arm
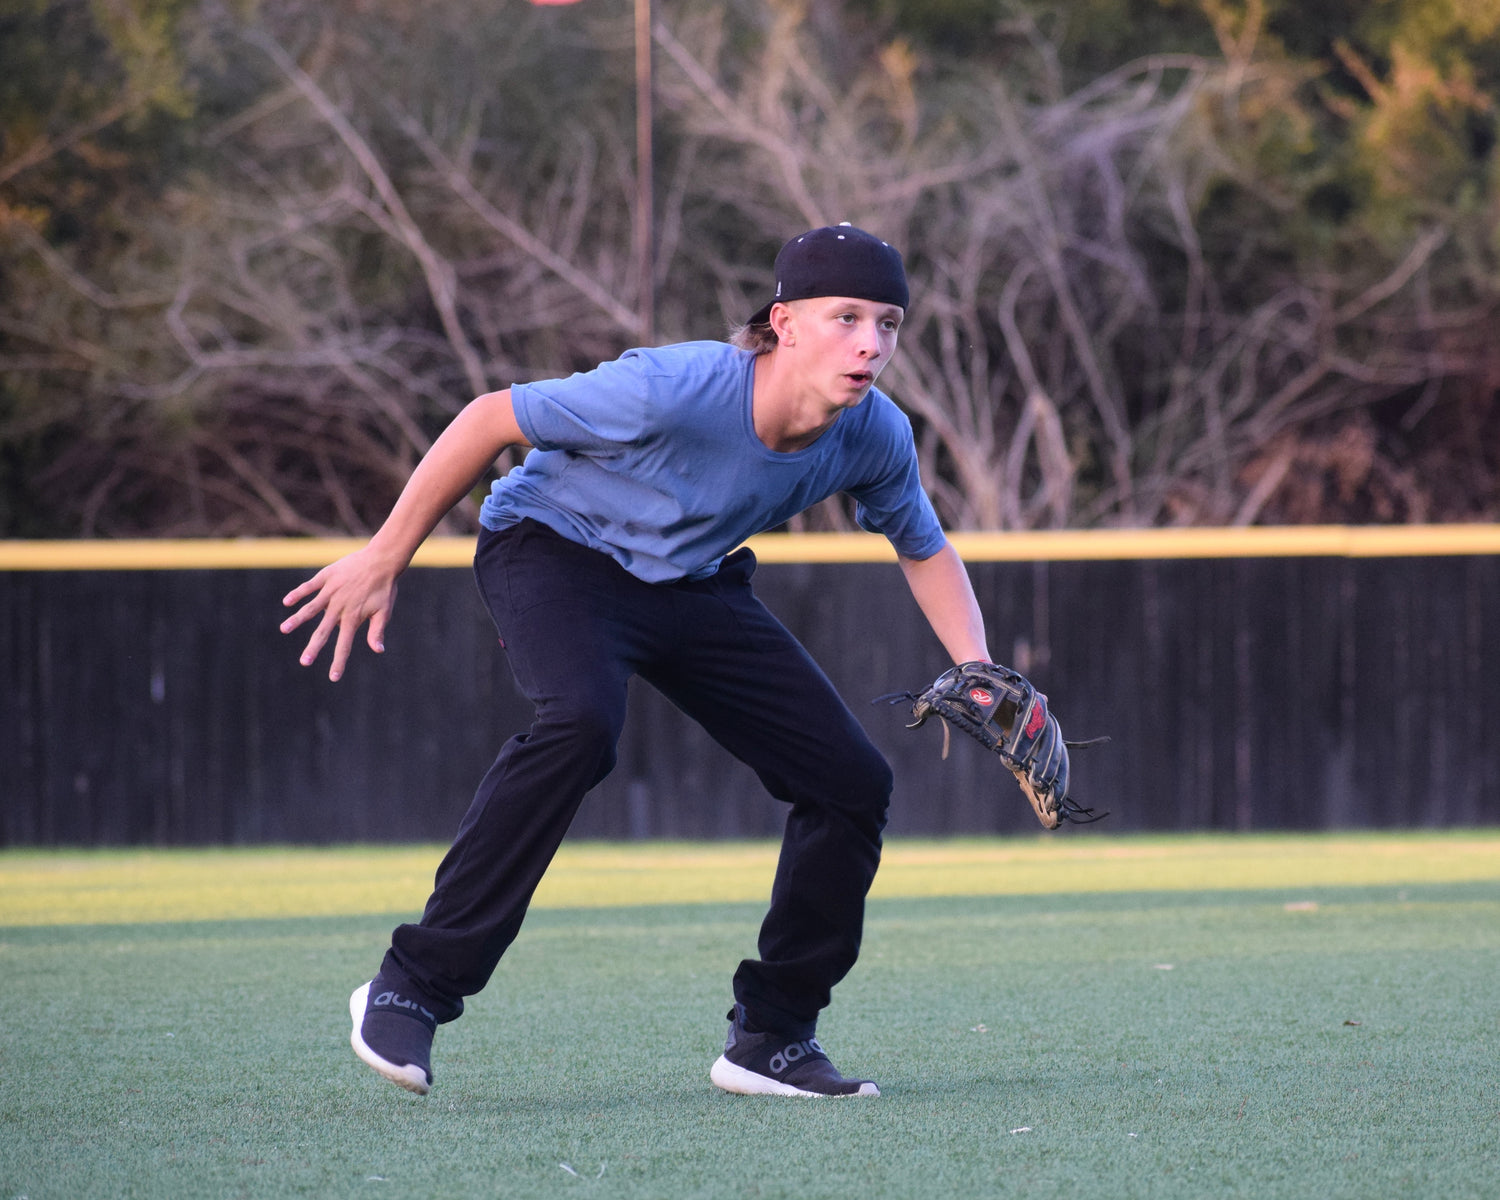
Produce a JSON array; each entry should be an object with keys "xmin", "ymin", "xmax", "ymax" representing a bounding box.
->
[{"xmin": 280, "ymin": 388, "xmax": 531, "ymax": 681}]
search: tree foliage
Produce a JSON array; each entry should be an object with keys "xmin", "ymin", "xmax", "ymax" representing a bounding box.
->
[{"xmin": 1, "ymin": 0, "xmax": 1496, "ymax": 536}]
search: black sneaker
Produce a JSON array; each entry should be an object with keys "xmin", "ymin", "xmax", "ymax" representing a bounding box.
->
[
  {"xmin": 709, "ymin": 1005, "xmax": 879, "ymax": 1097},
  {"xmin": 349, "ymin": 979, "xmax": 436, "ymax": 1094}
]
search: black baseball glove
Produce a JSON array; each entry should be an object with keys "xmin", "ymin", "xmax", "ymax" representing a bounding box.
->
[{"xmin": 884, "ymin": 661, "xmax": 1106, "ymax": 830}]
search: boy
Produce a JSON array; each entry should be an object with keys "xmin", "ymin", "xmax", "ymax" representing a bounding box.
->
[{"xmin": 282, "ymin": 224, "xmax": 992, "ymax": 1098}]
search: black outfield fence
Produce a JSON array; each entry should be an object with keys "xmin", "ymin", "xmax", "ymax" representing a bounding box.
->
[{"xmin": 3, "ymin": 528, "xmax": 1498, "ymax": 846}]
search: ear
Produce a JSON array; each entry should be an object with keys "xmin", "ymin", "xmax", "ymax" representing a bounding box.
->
[{"xmin": 768, "ymin": 301, "xmax": 798, "ymax": 347}]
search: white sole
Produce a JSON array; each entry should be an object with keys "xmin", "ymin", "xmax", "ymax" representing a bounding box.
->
[
  {"xmin": 349, "ymin": 982, "xmax": 432, "ymax": 1095},
  {"xmin": 710, "ymin": 1054, "xmax": 879, "ymax": 1098}
]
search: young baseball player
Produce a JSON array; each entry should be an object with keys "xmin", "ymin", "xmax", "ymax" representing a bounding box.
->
[{"xmin": 281, "ymin": 224, "xmax": 992, "ymax": 1098}]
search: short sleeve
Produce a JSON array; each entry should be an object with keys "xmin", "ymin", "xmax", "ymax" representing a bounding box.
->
[
  {"xmin": 510, "ymin": 353, "xmax": 655, "ymax": 453},
  {"xmin": 849, "ymin": 408, "xmax": 947, "ymax": 559}
]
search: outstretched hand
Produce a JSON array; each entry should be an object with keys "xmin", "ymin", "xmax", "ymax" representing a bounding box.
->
[{"xmin": 280, "ymin": 546, "xmax": 402, "ymax": 681}]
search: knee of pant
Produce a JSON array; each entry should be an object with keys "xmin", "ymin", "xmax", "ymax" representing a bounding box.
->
[
  {"xmin": 536, "ymin": 722, "xmax": 618, "ymax": 790},
  {"xmin": 864, "ymin": 746, "xmax": 896, "ymax": 800},
  {"xmin": 828, "ymin": 743, "xmax": 894, "ymax": 821},
  {"xmin": 536, "ymin": 692, "xmax": 625, "ymax": 759}
]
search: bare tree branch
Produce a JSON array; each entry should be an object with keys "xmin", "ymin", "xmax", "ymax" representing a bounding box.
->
[{"xmin": 245, "ymin": 28, "xmax": 490, "ymax": 398}]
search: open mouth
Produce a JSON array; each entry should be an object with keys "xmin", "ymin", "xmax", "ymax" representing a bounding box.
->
[{"xmin": 846, "ymin": 371, "xmax": 873, "ymax": 387}]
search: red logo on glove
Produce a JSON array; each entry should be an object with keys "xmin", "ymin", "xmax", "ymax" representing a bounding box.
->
[
  {"xmin": 1025, "ymin": 700, "xmax": 1046, "ymax": 738},
  {"xmin": 969, "ymin": 688, "xmax": 993, "ymax": 706}
]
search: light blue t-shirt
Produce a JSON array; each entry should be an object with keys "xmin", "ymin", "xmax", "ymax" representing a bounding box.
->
[{"xmin": 479, "ymin": 341, "xmax": 946, "ymax": 582}]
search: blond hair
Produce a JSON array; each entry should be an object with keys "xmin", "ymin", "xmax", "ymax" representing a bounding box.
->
[{"xmin": 727, "ymin": 321, "xmax": 779, "ymax": 356}]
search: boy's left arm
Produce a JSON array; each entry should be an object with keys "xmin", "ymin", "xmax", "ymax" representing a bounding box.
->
[
  {"xmin": 897, "ymin": 540, "xmax": 991, "ymax": 666},
  {"xmin": 896, "ymin": 540, "xmax": 1104, "ymax": 829}
]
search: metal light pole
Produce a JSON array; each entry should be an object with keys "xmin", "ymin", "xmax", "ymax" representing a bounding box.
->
[{"xmin": 633, "ymin": 0, "xmax": 655, "ymax": 344}]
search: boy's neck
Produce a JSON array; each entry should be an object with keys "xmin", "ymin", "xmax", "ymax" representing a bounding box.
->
[{"xmin": 749, "ymin": 349, "xmax": 843, "ymax": 453}]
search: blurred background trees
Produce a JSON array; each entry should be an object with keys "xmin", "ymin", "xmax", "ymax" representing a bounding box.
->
[{"xmin": 1, "ymin": 0, "xmax": 1496, "ymax": 537}]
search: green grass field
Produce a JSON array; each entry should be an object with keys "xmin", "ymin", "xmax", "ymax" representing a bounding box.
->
[{"xmin": 2, "ymin": 833, "xmax": 1497, "ymax": 1200}]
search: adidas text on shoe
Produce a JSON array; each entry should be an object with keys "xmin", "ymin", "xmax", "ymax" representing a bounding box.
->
[
  {"xmin": 349, "ymin": 981, "xmax": 434, "ymax": 1095},
  {"xmin": 710, "ymin": 1009, "xmax": 879, "ymax": 1098}
]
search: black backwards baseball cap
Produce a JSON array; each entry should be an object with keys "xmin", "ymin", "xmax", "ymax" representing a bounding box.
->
[{"xmin": 748, "ymin": 223, "xmax": 908, "ymax": 325}]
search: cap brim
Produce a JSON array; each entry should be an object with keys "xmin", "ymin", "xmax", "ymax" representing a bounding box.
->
[{"xmin": 748, "ymin": 301, "xmax": 774, "ymax": 326}]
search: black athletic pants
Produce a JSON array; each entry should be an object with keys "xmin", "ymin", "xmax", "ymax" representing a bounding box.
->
[{"xmin": 381, "ymin": 519, "xmax": 892, "ymax": 1038}]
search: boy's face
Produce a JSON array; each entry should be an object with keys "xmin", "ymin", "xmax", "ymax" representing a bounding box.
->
[{"xmin": 776, "ymin": 296, "xmax": 904, "ymax": 411}]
